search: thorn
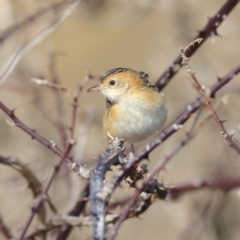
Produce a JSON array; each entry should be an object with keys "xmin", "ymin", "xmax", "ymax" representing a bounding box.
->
[
  {"xmin": 228, "ymin": 133, "xmax": 236, "ymax": 140},
  {"xmin": 198, "ymin": 30, "xmax": 205, "ymax": 36},
  {"xmin": 10, "ymin": 107, "xmax": 18, "ymax": 117},
  {"xmin": 211, "ymin": 92, "xmax": 216, "ymax": 99},
  {"xmin": 211, "ymin": 29, "xmax": 221, "ymax": 37},
  {"xmin": 145, "ymin": 155, "xmax": 150, "ymax": 161},
  {"xmin": 161, "ymin": 167, "xmax": 168, "ymax": 173},
  {"xmin": 143, "ymin": 153, "xmax": 150, "ymax": 161},
  {"xmin": 106, "ymin": 165, "xmax": 112, "ymax": 171},
  {"xmin": 217, "ymin": 76, "xmax": 222, "ymax": 82},
  {"xmin": 220, "ymin": 119, "xmax": 227, "ymax": 125}
]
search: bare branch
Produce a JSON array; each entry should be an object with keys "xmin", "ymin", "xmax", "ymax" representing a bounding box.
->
[
  {"xmin": 0, "ymin": 215, "xmax": 13, "ymax": 239},
  {"xmin": 16, "ymin": 84, "xmax": 83, "ymax": 240},
  {"xmin": 56, "ymin": 183, "xmax": 90, "ymax": 240},
  {"xmin": 0, "ymin": 0, "xmax": 80, "ymax": 85},
  {"xmin": 0, "ymin": 0, "xmax": 78, "ymax": 43},
  {"xmin": 155, "ymin": 0, "xmax": 239, "ymax": 90},
  {"xmin": 181, "ymin": 39, "xmax": 240, "ymax": 154},
  {"xmin": 0, "ymin": 155, "xmax": 57, "ymax": 222},
  {"xmin": 168, "ymin": 177, "xmax": 240, "ymax": 199}
]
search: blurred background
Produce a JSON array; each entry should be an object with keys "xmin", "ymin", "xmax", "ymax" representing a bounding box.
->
[{"xmin": 0, "ymin": 0, "xmax": 240, "ymax": 239}]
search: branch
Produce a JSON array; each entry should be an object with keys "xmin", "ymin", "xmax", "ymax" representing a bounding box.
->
[
  {"xmin": 56, "ymin": 183, "xmax": 90, "ymax": 240},
  {"xmin": 0, "ymin": 0, "xmax": 78, "ymax": 43},
  {"xmin": 155, "ymin": 0, "xmax": 239, "ymax": 90},
  {"xmin": 16, "ymin": 85, "xmax": 82, "ymax": 240},
  {"xmin": 180, "ymin": 40, "xmax": 240, "ymax": 154},
  {"xmin": 0, "ymin": 215, "xmax": 13, "ymax": 240},
  {"xmin": 0, "ymin": 155, "xmax": 57, "ymax": 222},
  {"xmin": 90, "ymin": 150, "xmax": 119, "ymax": 240},
  {"xmin": 0, "ymin": 0, "xmax": 80, "ymax": 85},
  {"xmin": 168, "ymin": 177, "xmax": 240, "ymax": 199}
]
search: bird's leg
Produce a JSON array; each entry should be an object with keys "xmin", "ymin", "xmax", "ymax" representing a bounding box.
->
[{"xmin": 107, "ymin": 132, "xmax": 124, "ymax": 150}]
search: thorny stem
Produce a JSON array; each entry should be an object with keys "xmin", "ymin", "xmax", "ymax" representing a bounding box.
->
[
  {"xmin": 55, "ymin": 183, "xmax": 90, "ymax": 240},
  {"xmin": 16, "ymin": 86, "xmax": 82, "ymax": 240},
  {"xmin": 0, "ymin": 0, "xmax": 78, "ymax": 43},
  {"xmin": 48, "ymin": 51, "xmax": 68, "ymax": 147},
  {"xmin": 181, "ymin": 41, "xmax": 240, "ymax": 154},
  {"xmin": 0, "ymin": 101, "xmax": 73, "ymax": 163},
  {"xmin": 0, "ymin": 215, "xmax": 13, "ymax": 239},
  {"xmin": 17, "ymin": 142, "xmax": 73, "ymax": 240},
  {"xmin": 155, "ymin": 0, "xmax": 239, "ymax": 90}
]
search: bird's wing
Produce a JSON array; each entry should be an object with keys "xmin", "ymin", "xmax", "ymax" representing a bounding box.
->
[{"xmin": 137, "ymin": 71, "xmax": 160, "ymax": 93}]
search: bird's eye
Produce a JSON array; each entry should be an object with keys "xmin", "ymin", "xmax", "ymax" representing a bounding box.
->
[{"xmin": 109, "ymin": 80, "xmax": 116, "ymax": 86}]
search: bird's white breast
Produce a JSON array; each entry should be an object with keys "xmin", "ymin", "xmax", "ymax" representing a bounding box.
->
[{"xmin": 114, "ymin": 94, "xmax": 167, "ymax": 143}]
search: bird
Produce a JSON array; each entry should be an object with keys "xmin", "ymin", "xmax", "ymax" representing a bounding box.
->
[{"xmin": 87, "ymin": 68, "xmax": 167, "ymax": 149}]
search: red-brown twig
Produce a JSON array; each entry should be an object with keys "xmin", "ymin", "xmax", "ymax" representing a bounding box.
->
[
  {"xmin": 48, "ymin": 51, "xmax": 68, "ymax": 147},
  {"xmin": 56, "ymin": 183, "xmax": 90, "ymax": 240},
  {"xmin": 0, "ymin": 101, "xmax": 91, "ymax": 181},
  {"xmin": 0, "ymin": 1, "xmax": 80, "ymax": 85},
  {"xmin": 155, "ymin": 0, "xmax": 239, "ymax": 90},
  {"xmin": 0, "ymin": 215, "xmax": 13, "ymax": 239},
  {"xmin": 168, "ymin": 177, "xmax": 240, "ymax": 199},
  {"xmin": 0, "ymin": 101, "xmax": 71, "ymax": 161},
  {"xmin": 16, "ymin": 84, "xmax": 82, "ymax": 240},
  {"xmin": 181, "ymin": 40, "xmax": 240, "ymax": 154},
  {"xmin": 0, "ymin": 0, "xmax": 78, "ymax": 43}
]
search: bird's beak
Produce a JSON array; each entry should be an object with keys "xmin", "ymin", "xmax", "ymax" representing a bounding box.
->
[{"xmin": 87, "ymin": 84, "xmax": 102, "ymax": 92}]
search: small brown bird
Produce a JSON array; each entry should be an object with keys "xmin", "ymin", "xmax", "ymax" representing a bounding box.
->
[{"xmin": 87, "ymin": 68, "xmax": 167, "ymax": 145}]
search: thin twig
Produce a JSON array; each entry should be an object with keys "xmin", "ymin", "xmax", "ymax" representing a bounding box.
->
[
  {"xmin": 0, "ymin": 155, "xmax": 57, "ymax": 223},
  {"xmin": 48, "ymin": 51, "xmax": 68, "ymax": 147},
  {"xmin": 16, "ymin": 84, "xmax": 82, "ymax": 240},
  {"xmin": 155, "ymin": 0, "xmax": 239, "ymax": 90},
  {"xmin": 55, "ymin": 183, "xmax": 90, "ymax": 240},
  {"xmin": 0, "ymin": 215, "xmax": 13, "ymax": 240},
  {"xmin": 0, "ymin": 0, "xmax": 78, "ymax": 42},
  {"xmin": 0, "ymin": 0, "xmax": 80, "ymax": 85},
  {"xmin": 168, "ymin": 177, "xmax": 240, "ymax": 199},
  {"xmin": 181, "ymin": 39, "xmax": 240, "ymax": 154}
]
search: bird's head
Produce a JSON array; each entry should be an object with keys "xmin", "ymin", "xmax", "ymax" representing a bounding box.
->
[{"xmin": 87, "ymin": 68, "xmax": 148, "ymax": 103}]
